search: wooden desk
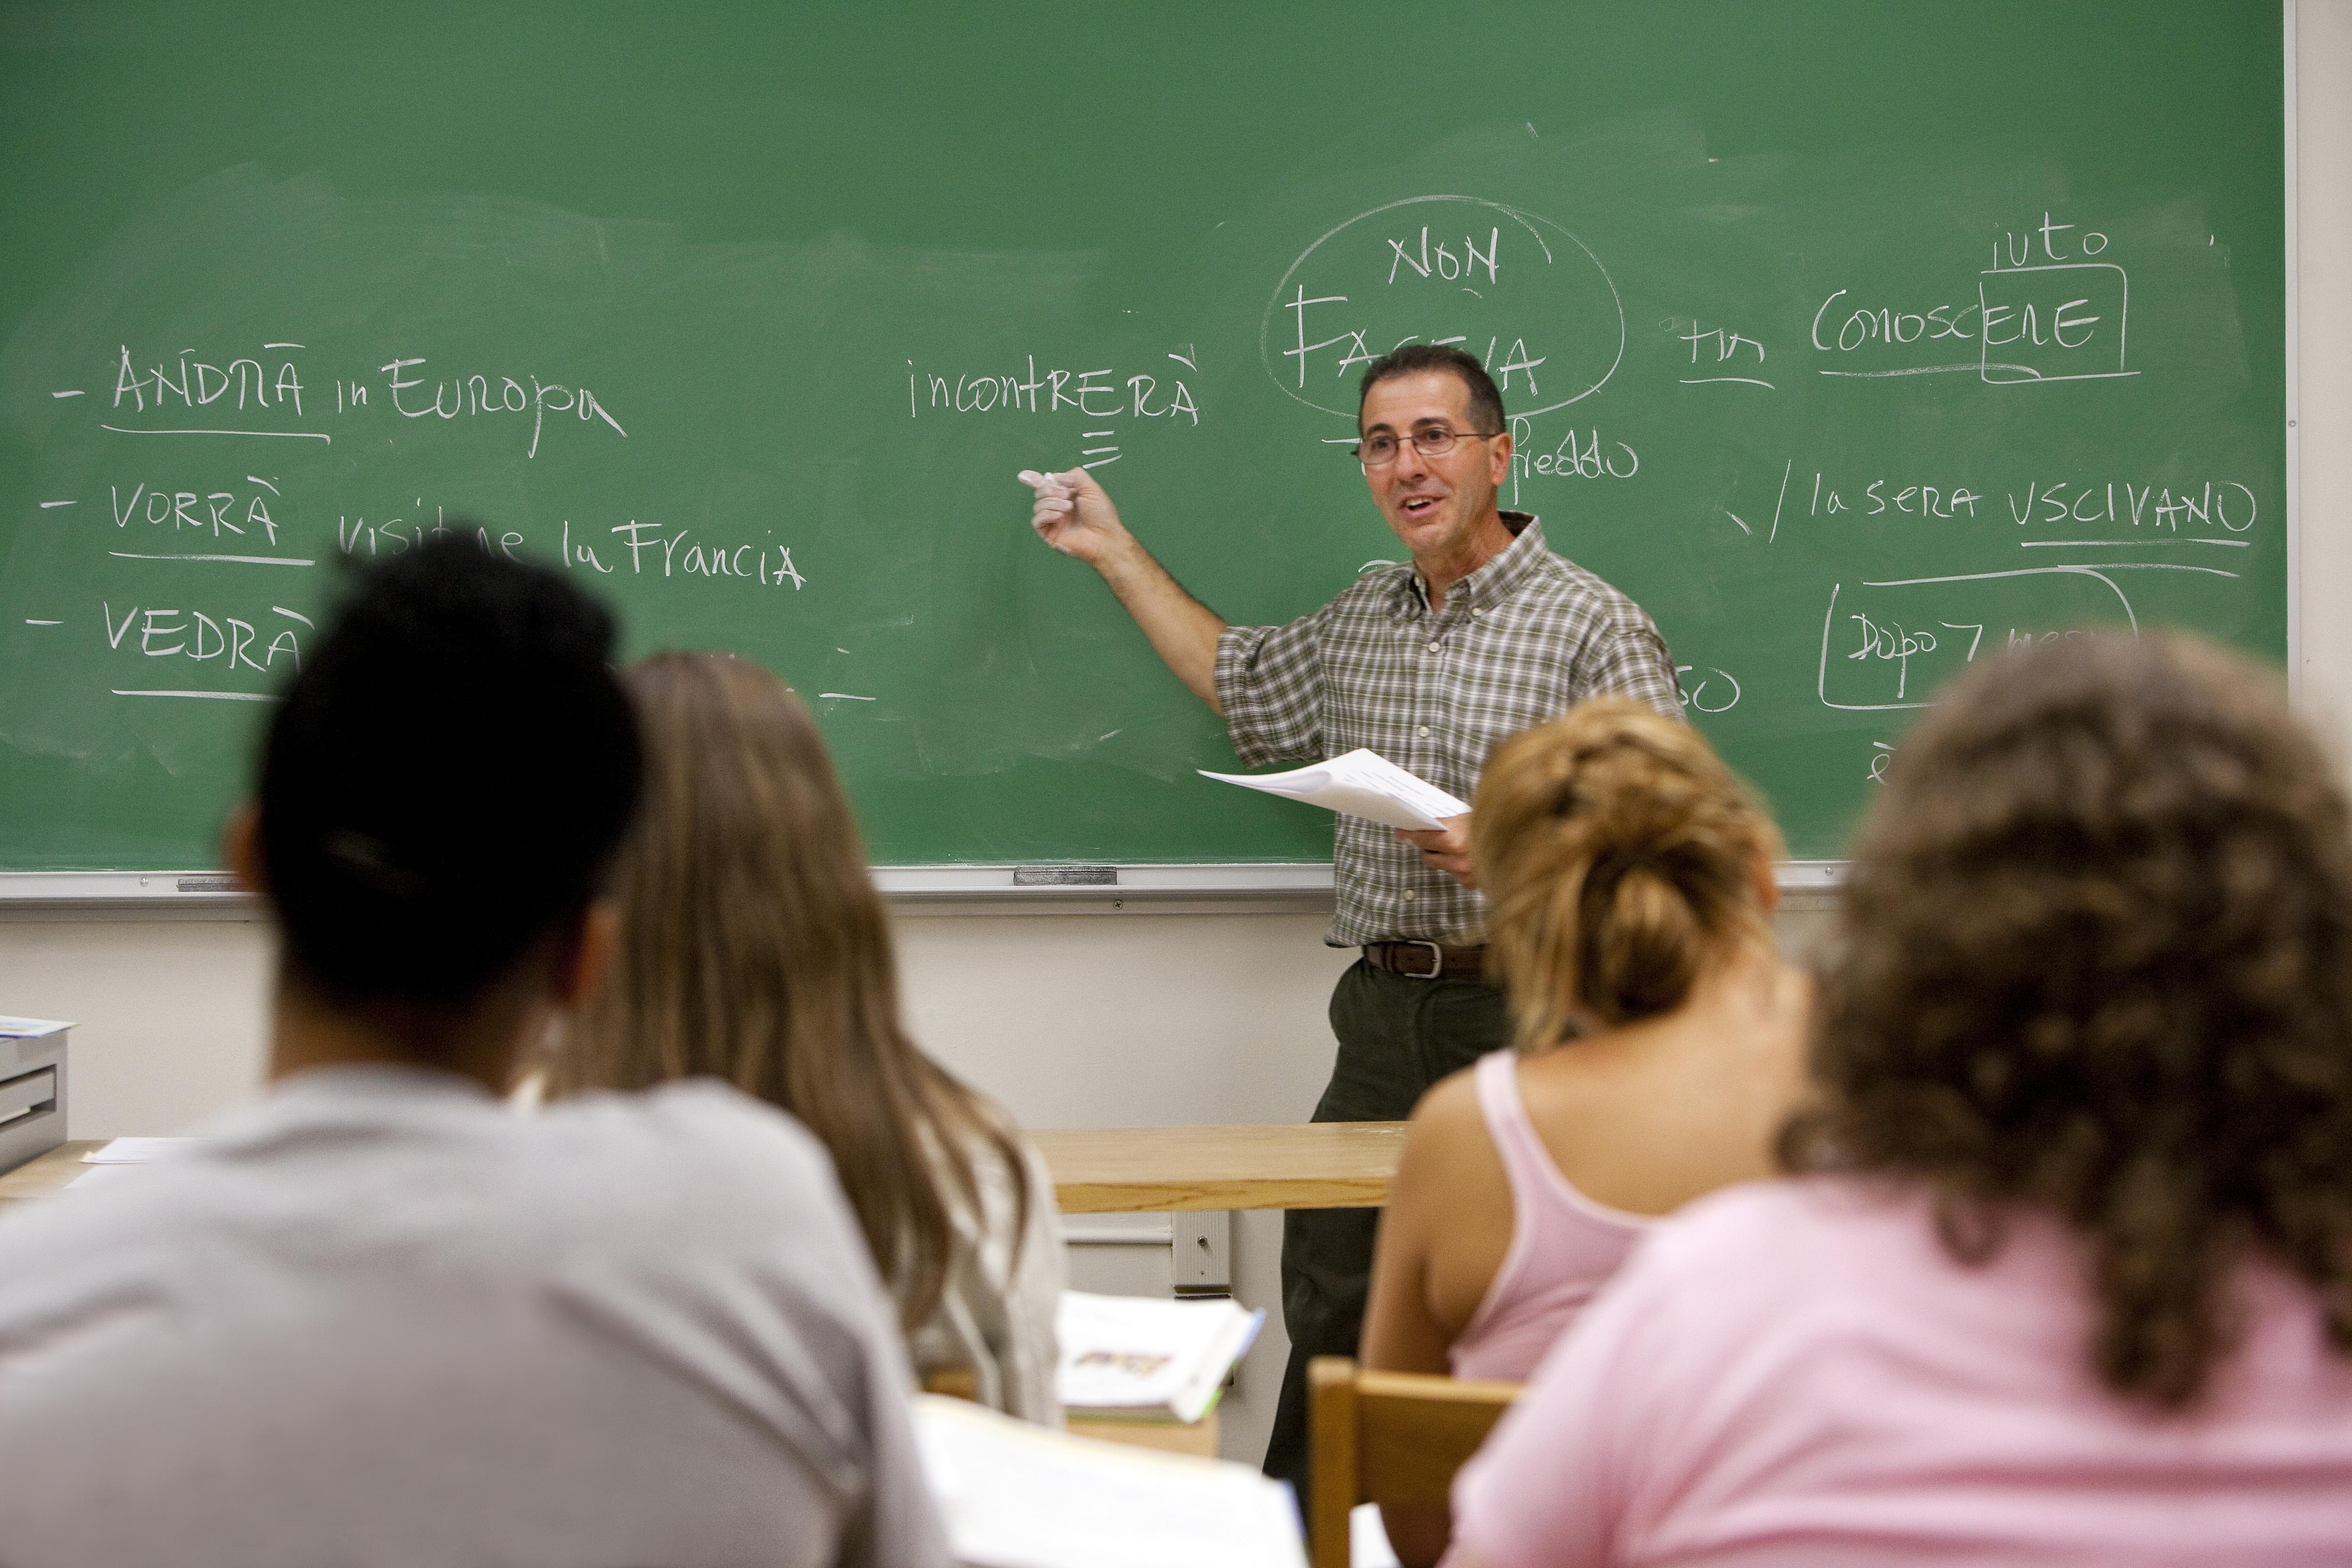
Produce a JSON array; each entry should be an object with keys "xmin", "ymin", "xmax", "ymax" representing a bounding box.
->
[
  {"xmin": 10, "ymin": 1125, "xmax": 1414, "ymax": 1220},
  {"xmin": 1068, "ymin": 1411, "xmax": 1221, "ymax": 1458},
  {"xmin": 0, "ymin": 1140, "xmax": 100, "ymax": 1211},
  {"xmin": 1032, "ymin": 1123, "xmax": 1408, "ymax": 1215}
]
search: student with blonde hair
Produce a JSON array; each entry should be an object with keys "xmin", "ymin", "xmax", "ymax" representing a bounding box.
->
[
  {"xmin": 1359, "ymin": 698, "xmax": 1810, "ymax": 1563},
  {"xmin": 1454, "ymin": 634, "xmax": 2352, "ymax": 1566},
  {"xmin": 549, "ymin": 651, "xmax": 1063, "ymax": 1422}
]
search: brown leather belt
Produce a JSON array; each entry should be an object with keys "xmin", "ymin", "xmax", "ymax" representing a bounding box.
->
[{"xmin": 1363, "ymin": 940, "xmax": 1486, "ymax": 980}]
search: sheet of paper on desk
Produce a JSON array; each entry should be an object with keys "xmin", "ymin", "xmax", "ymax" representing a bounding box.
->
[
  {"xmin": 913, "ymin": 1394, "xmax": 1305, "ymax": 1568},
  {"xmin": 83, "ymin": 1137, "xmax": 208, "ymax": 1164},
  {"xmin": 1198, "ymin": 749, "xmax": 1470, "ymax": 832},
  {"xmin": 0, "ymin": 1016, "xmax": 74, "ymax": 1038},
  {"xmin": 67, "ymin": 1163, "xmax": 166, "ymax": 1192}
]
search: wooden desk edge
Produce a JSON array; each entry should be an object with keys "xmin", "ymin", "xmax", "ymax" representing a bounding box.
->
[
  {"xmin": 1067, "ymin": 1410, "xmax": 1222, "ymax": 1459},
  {"xmin": 1033, "ymin": 1123, "xmax": 1408, "ymax": 1214},
  {"xmin": 0, "ymin": 1141, "xmax": 101, "ymax": 1209},
  {"xmin": 1053, "ymin": 1175, "xmax": 1393, "ymax": 1214},
  {"xmin": 11, "ymin": 1128, "xmax": 1409, "ymax": 1215}
]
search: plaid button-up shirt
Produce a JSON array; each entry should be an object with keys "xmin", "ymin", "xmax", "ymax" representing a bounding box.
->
[{"xmin": 1215, "ymin": 514, "xmax": 1682, "ymax": 947}]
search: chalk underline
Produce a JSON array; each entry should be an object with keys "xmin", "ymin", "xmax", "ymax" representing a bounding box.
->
[
  {"xmin": 2019, "ymin": 539, "xmax": 2250, "ymax": 548},
  {"xmin": 111, "ymin": 689, "xmax": 273, "ymax": 702},
  {"xmin": 101, "ymin": 424, "xmax": 330, "ymax": 443},
  {"xmin": 109, "ymin": 552, "xmax": 315, "ymax": 566}
]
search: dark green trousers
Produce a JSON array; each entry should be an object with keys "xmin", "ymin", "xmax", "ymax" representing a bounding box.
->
[{"xmin": 1260, "ymin": 957, "xmax": 1511, "ymax": 1500}]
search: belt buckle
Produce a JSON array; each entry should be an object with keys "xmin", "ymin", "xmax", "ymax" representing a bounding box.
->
[{"xmin": 1401, "ymin": 939, "xmax": 1445, "ymax": 979}]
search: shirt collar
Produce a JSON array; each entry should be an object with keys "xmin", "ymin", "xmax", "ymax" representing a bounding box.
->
[
  {"xmin": 1396, "ymin": 511, "xmax": 1545, "ymax": 617},
  {"xmin": 235, "ymin": 1062, "xmax": 506, "ymax": 1131}
]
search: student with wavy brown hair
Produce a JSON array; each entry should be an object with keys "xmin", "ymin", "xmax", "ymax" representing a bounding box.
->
[
  {"xmin": 1358, "ymin": 698, "xmax": 1811, "ymax": 1564},
  {"xmin": 1454, "ymin": 633, "xmax": 2352, "ymax": 1567},
  {"xmin": 548, "ymin": 651, "xmax": 1063, "ymax": 1423}
]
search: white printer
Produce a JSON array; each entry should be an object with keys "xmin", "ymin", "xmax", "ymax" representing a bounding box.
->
[{"xmin": 0, "ymin": 1018, "xmax": 69, "ymax": 1175}]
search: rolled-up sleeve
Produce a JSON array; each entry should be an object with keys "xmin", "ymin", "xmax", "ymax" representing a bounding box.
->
[
  {"xmin": 1216, "ymin": 615, "xmax": 1325, "ymax": 767},
  {"xmin": 1576, "ymin": 616, "xmax": 1685, "ymax": 722}
]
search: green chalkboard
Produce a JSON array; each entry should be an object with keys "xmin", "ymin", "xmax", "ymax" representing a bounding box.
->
[{"xmin": 0, "ymin": 0, "xmax": 2287, "ymax": 871}]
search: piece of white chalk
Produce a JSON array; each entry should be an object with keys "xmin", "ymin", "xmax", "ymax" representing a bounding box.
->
[{"xmin": 1017, "ymin": 469, "xmax": 1060, "ymax": 491}]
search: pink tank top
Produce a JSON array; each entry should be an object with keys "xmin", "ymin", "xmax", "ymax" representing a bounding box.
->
[{"xmin": 1447, "ymin": 1049, "xmax": 1654, "ymax": 1383}]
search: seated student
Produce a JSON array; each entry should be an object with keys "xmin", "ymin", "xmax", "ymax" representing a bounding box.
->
[
  {"xmin": 546, "ymin": 651, "xmax": 1064, "ymax": 1423},
  {"xmin": 1452, "ymin": 634, "xmax": 2352, "ymax": 1567},
  {"xmin": 0, "ymin": 539, "xmax": 947, "ymax": 1568},
  {"xmin": 1359, "ymin": 698, "xmax": 1811, "ymax": 1565}
]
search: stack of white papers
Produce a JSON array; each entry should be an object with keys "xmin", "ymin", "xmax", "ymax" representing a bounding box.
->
[
  {"xmin": 914, "ymin": 1394, "xmax": 1305, "ymax": 1568},
  {"xmin": 0, "ymin": 1016, "xmax": 73, "ymax": 1038},
  {"xmin": 1057, "ymin": 1291, "xmax": 1264, "ymax": 1424},
  {"xmin": 1200, "ymin": 750, "xmax": 1469, "ymax": 832}
]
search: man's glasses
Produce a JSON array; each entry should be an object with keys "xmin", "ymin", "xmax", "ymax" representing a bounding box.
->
[{"xmin": 1352, "ymin": 427, "xmax": 1503, "ymax": 467}]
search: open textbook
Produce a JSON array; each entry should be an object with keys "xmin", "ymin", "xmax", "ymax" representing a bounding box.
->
[
  {"xmin": 914, "ymin": 1394, "xmax": 1305, "ymax": 1568},
  {"xmin": 1198, "ymin": 749, "xmax": 1470, "ymax": 833},
  {"xmin": 1057, "ymin": 1291, "xmax": 1263, "ymax": 1424}
]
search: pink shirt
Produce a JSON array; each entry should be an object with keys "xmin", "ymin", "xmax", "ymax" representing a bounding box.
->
[
  {"xmin": 1453, "ymin": 1178, "xmax": 2352, "ymax": 1567},
  {"xmin": 1447, "ymin": 1050, "xmax": 1651, "ymax": 1383}
]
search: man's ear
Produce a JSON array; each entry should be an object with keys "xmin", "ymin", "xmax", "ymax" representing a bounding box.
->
[
  {"xmin": 555, "ymin": 898, "xmax": 620, "ymax": 1010},
  {"xmin": 1487, "ymin": 426, "xmax": 1514, "ymax": 487},
  {"xmin": 222, "ymin": 803, "xmax": 268, "ymax": 897}
]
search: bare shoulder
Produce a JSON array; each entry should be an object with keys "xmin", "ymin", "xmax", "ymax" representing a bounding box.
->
[
  {"xmin": 1397, "ymin": 1060, "xmax": 1505, "ymax": 1192},
  {"xmin": 1406, "ymin": 1059, "xmax": 1486, "ymax": 1138}
]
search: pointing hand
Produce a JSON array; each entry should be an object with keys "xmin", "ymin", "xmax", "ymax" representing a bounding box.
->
[{"xmin": 1018, "ymin": 467, "xmax": 1128, "ymax": 566}]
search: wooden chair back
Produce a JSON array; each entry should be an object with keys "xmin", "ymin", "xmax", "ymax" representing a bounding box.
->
[
  {"xmin": 920, "ymin": 1364, "xmax": 980, "ymax": 1402},
  {"xmin": 1307, "ymin": 1356, "xmax": 1519, "ymax": 1568}
]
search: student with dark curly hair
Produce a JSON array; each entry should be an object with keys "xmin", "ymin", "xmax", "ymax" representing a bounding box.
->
[{"xmin": 1452, "ymin": 633, "xmax": 2352, "ymax": 1566}]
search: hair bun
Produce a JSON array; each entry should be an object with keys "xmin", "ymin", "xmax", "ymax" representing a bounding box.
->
[{"xmin": 1475, "ymin": 700, "xmax": 1777, "ymax": 1045}]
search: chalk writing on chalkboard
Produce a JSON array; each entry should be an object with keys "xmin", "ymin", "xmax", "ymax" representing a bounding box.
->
[
  {"xmin": 1816, "ymin": 562, "xmax": 2242, "ymax": 712},
  {"xmin": 0, "ymin": 0, "xmax": 2288, "ymax": 881},
  {"xmin": 1261, "ymin": 195, "xmax": 1625, "ymax": 420},
  {"xmin": 90, "ymin": 346, "xmax": 628, "ymax": 458},
  {"xmin": 31, "ymin": 330, "xmax": 807, "ymax": 704},
  {"xmin": 1808, "ymin": 213, "xmax": 2136, "ymax": 384},
  {"xmin": 905, "ymin": 349, "xmax": 1205, "ymax": 473}
]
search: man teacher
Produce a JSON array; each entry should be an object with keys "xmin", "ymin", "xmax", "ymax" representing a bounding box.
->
[{"xmin": 1019, "ymin": 343, "xmax": 1682, "ymax": 1492}]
